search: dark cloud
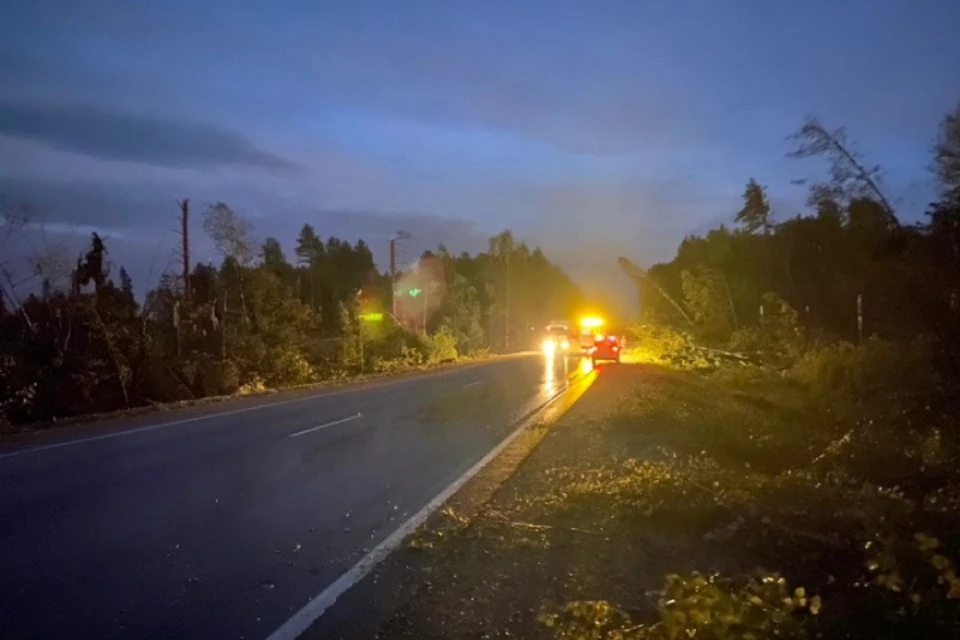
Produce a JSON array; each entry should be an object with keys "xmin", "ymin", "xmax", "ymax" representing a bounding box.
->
[
  {"xmin": 0, "ymin": 176, "xmax": 487, "ymax": 277},
  {"xmin": 0, "ymin": 100, "xmax": 296, "ymax": 170},
  {"xmin": 0, "ymin": 176, "xmax": 178, "ymax": 231}
]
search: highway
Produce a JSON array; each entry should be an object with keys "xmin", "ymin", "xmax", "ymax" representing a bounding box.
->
[{"xmin": 0, "ymin": 354, "xmax": 580, "ymax": 640}]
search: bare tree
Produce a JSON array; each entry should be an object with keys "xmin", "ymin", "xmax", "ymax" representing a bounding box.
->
[
  {"xmin": 202, "ymin": 202, "xmax": 255, "ymax": 266},
  {"xmin": 0, "ymin": 196, "xmax": 71, "ymax": 329},
  {"xmin": 788, "ymin": 117, "xmax": 896, "ymax": 219},
  {"xmin": 202, "ymin": 202, "xmax": 255, "ymax": 328}
]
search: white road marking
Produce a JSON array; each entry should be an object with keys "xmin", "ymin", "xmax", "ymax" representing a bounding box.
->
[
  {"xmin": 264, "ymin": 381, "xmax": 573, "ymax": 640},
  {"xmin": 0, "ymin": 358, "xmax": 526, "ymax": 460},
  {"xmin": 461, "ymin": 380, "xmax": 483, "ymax": 389},
  {"xmin": 287, "ymin": 413, "xmax": 363, "ymax": 439}
]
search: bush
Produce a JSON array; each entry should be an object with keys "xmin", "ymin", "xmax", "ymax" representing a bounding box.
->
[
  {"xmin": 192, "ymin": 356, "xmax": 240, "ymax": 396},
  {"xmin": 261, "ymin": 347, "xmax": 315, "ymax": 386},
  {"xmin": 426, "ymin": 327, "xmax": 459, "ymax": 363},
  {"xmin": 791, "ymin": 337, "xmax": 938, "ymax": 402},
  {"xmin": 626, "ymin": 323, "xmax": 710, "ymax": 369},
  {"xmin": 542, "ymin": 573, "xmax": 816, "ymax": 640}
]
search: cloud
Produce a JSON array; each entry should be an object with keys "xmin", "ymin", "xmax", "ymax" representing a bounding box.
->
[
  {"xmin": 0, "ymin": 175, "xmax": 487, "ymax": 277},
  {"xmin": 0, "ymin": 100, "xmax": 296, "ymax": 170}
]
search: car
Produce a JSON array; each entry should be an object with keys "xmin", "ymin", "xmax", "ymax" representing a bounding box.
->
[
  {"xmin": 588, "ymin": 333, "xmax": 623, "ymax": 364},
  {"xmin": 541, "ymin": 322, "xmax": 573, "ymax": 356},
  {"xmin": 574, "ymin": 316, "xmax": 624, "ymax": 365}
]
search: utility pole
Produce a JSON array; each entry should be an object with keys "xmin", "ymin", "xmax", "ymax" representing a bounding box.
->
[
  {"xmin": 390, "ymin": 237, "xmax": 396, "ymax": 317},
  {"xmin": 856, "ymin": 293, "xmax": 863, "ymax": 343},
  {"xmin": 422, "ymin": 282, "xmax": 429, "ymax": 335},
  {"xmin": 357, "ymin": 289, "xmax": 364, "ymax": 373},
  {"xmin": 177, "ymin": 199, "xmax": 190, "ymax": 303},
  {"xmin": 504, "ymin": 249, "xmax": 511, "ymax": 351},
  {"xmin": 389, "ymin": 231, "xmax": 411, "ymax": 321}
]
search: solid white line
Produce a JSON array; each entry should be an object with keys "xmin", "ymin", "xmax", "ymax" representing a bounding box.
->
[
  {"xmin": 461, "ymin": 380, "xmax": 483, "ymax": 389},
  {"xmin": 263, "ymin": 383, "xmax": 572, "ymax": 640},
  {"xmin": 0, "ymin": 358, "xmax": 525, "ymax": 460},
  {"xmin": 287, "ymin": 413, "xmax": 362, "ymax": 439}
]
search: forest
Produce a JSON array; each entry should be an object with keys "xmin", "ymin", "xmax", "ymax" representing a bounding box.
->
[
  {"xmin": 536, "ymin": 105, "xmax": 960, "ymax": 640},
  {"xmin": 0, "ymin": 202, "xmax": 582, "ymax": 427},
  {"xmin": 634, "ymin": 104, "xmax": 960, "ymax": 375}
]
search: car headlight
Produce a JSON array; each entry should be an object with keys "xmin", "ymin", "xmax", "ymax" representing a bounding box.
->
[{"xmin": 542, "ymin": 338, "xmax": 557, "ymax": 354}]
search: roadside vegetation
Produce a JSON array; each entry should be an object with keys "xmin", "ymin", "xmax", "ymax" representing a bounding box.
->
[
  {"xmin": 538, "ymin": 105, "xmax": 960, "ymax": 639},
  {"xmin": 374, "ymin": 105, "xmax": 960, "ymax": 639},
  {"xmin": 0, "ymin": 206, "xmax": 582, "ymax": 429}
]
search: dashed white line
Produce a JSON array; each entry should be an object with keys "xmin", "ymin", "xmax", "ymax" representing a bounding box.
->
[
  {"xmin": 287, "ymin": 413, "xmax": 363, "ymax": 439},
  {"xmin": 0, "ymin": 358, "xmax": 524, "ymax": 460},
  {"xmin": 461, "ymin": 380, "xmax": 483, "ymax": 389},
  {"xmin": 264, "ymin": 376, "xmax": 582, "ymax": 640}
]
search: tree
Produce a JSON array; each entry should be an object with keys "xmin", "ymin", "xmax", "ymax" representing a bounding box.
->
[
  {"xmin": 260, "ymin": 237, "xmax": 287, "ymax": 267},
  {"xmin": 294, "ymin": 224, "xmax": 324, "ymax": 267},
  {"xmin": 438, "ymin": 274, "xmax": 485, "ymax": 354},
  {"xmin": 681, "ymin": 266, "xmax": 737, "ymax": 343},
  {"xmin": 809, "ymin": 184, "xmax": 845, "ymax": 222},
  {"xmin": 74, "ymin": 232, "xmax": 108, "ymax": 293},
  {"xmin": 934, "ymin": 102, "xmax": 960, "ymax": 202},
  {"xmin": 203, "ymin": 203, "xmax": 254, "ymax": 266},
  {"xmin": 788, "ymin": 117, "xmax": 896, "ymax": 219},
  {"xmin": 736, "ymin": 179, "xmax": 772, "ymax": 235},
  {"xmin": 119, "ymin": 266, "xmax": 134, "ymax": 300}
]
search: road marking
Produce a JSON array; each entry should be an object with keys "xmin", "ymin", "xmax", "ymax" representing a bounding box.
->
[
  {"xmin": 0, "ymin": 357, "xmax": 531, "ymax": 460},
  {"xmin": 461, "ymin": 380, "xmax": 483, "ymax": 389},
  {"xmin": 264, "ymin": 373, "xmax": 588, "ymax": 640},
  {"xmin": 287, "ymin": 413, "xmax": 363, "ymax": 439}
]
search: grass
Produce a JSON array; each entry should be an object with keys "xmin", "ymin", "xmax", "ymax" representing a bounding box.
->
[
  {"xmin": 538, "ymin": 366, "xmax": 960, "ymax": 639},
  {"xmin": 377, "ymin": 362, "xmax": 960, "ymax": 640}
]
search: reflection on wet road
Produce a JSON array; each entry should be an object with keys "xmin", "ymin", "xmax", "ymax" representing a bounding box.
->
[{"xmin": 0, "ymin": 354, "xmax": 587, "ymax": 640}]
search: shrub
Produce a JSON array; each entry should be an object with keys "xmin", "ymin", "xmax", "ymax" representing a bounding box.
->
[
  {"xmin": 426, "ymin": 326, "xmax": 459, "ymax": 363},
  {"xmin": 541, "ymin": 573, "xmax": 816, "ymax": 640},
  {"xmin": 261, "ymin": 347, "xmax": 315, "ymax": 386},
  {"xmin": 626, "ymin": 323, "xmax": 709, "ymax": 369},
  {"xmin": 791, "ymin": 337, "xmax": 938, "ymax": 402}
]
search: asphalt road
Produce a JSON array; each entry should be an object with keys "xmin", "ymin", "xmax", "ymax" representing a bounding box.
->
[{"xmin": 0, "ymin": 354, "xmax": 582, "ymax": 640}]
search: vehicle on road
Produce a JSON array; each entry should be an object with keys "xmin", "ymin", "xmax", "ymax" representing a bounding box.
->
[
  {"xmin": 542, "ymin": 321, "xmax": 573, "ymax": 356},
  {"xmin": 588, "ymin": 333, "xmax": 624, "ymax": 364},
  {"xmin": 575, "ymin": 316, "xmax": 624, "ymax": 365}
]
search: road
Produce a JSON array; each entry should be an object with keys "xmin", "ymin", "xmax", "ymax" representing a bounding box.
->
[{"xmin": 0, "ymin": 354, "xmax": 582, "ymax": 640}]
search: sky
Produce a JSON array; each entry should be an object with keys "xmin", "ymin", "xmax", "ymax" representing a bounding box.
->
[{"xmin": 2, "ymin": 0, "xmax": 958, "ymax": 313}]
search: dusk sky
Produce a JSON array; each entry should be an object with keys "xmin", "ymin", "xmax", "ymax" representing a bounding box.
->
[{"xmin": 2, "ymin": 0, "xmax": 958, "ymax": 311}]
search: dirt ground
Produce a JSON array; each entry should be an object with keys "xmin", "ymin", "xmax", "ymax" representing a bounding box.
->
[
  {"xmin": 375, "ymin": 364, "xmax": 716, "ymax": 639},
  {"xmin": 314, "ymin": 358, "xmax": 960, "ymax": 640}
]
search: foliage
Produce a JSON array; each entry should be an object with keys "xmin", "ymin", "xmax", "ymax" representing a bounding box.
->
[
  {"xmin": 637, "ymin": 108, "xmax": 960, "ymax": 368},
  {"xmin": 933, "ymin": 101, "xmax": 960, "ymax": 202},
  {"xmin": 681, "ymin": 267, "xmax": 737, "ymax": 343},
  {"xmin": 538, "ymin": 356, "xmax": 960, "ymax": 640},
  {"xmin": 735, "ymin": 179, "xmax": 773, "ymax": 235},
  {"xmin": 425, "ymin": 326, "xmax": 459, "ymax": 362},
  {"xmin": 543, "ymin": 573, "xmax": 815, "ymax": 640},
  {"xmin": 625, "ymin": 323, "xmax": 708, "ymax": 369},
  {"xmin": 0, "ymin": 207, "xmax": 580, "ymax": 427},
  {"xmin": 790, "ymin": 337, "xmax": 938, "ymax": 402}
]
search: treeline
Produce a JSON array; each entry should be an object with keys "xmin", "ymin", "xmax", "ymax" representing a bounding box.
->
[
  {"xmin": 637, "ymin": 103, "xmax": 960, "ymax": 372},
  {"xmin": 0, "ymin": 203, "xmax": 582, "ymax": 427}
]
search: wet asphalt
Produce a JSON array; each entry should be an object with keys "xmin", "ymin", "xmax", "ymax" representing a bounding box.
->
[{"xmin": 0, "ymin": 354, "xmax": 580, "ymax": 640}]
